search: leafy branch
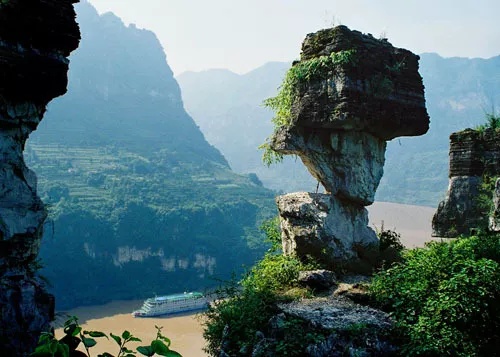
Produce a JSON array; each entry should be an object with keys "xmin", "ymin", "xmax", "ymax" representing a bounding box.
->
[
  {"xmin": 475, "ymin": 112, "xmax": 500, "ymax": 132},
  {"xmin": 31, "ymin": 316, "xmax": 182, "ymax": 357}
]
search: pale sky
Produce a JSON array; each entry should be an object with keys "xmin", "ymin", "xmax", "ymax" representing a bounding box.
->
[{"xmin": 87, "ymin": 0, "xmax": 500, "ymax": 76}]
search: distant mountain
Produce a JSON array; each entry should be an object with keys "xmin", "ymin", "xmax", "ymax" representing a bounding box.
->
[
  {"xmin": 178, "ymin": 62, "xmax": 317, "ymax": 193},
  {"xmin": 177, "ymin": 53, "xmax": 500, "ymax": 206},
  {"xmin": 28, "ymin": 1, "xmax": 275, "ymax": 309}
]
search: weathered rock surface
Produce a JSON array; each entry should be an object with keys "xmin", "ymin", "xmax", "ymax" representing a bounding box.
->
[
  {"xmin": 277, "ymin": 192, "xmax": 378, "ymax": 268},
  {"xmin": 247, "ymin": 296, "xmax": 397, "ymax": 357},
  {"xmin": 0, "ymin": 1, "xmax": 80, "ymax": 355},
  {"xmin": 272, "ymin": 26, "xmax": 429, "ymax": 267},
  {"xmin": 433, "ymin": 128, "xmax": 500, "ymax": 237},
  {"xmin": 273, "ymin": 128, "xmax": 386, "ymax": 204},
  {"xmin": 490, "ymin": 178, "xmax": 500, "ymax": 232},
  {"xmin": 291, "ymin": 25, "xmax": 429, "ymax": 140},
  {"xmin": 298, "ymin": 269, "xmax": 337, "ymax": 291}
]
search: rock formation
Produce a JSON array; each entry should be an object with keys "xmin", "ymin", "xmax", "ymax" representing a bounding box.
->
[
  {"xmin": 433, "ymin": 128, "xmax": 500, "ymax": 237},
  {"xmin": 271, "ymin": 26, "xmax": 429, "ymax": 267},
  {"xmin": 0, "ymin": 1, "xmax": 80, "ymax": 355}
]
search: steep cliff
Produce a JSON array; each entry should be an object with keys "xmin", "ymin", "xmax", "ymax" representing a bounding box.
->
[
  {"xmin": 0, "ymin": 0, "xmax": 80, "ymax": 355},
  {"xmin": 433, "ymin": 127, "xmax": 500, "ymax": 237},
  {"xmin": 268, "ymin": 26, "xmax": 429, "ymax": 268},
  {"xmin": 26, "ymin": 2, "xmax": 275, "ymax": 309}
]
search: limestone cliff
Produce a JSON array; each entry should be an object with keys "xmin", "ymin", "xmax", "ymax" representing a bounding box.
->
[
  {"xmin": 433, "ymin": 128, "xmax": 500, "ymax": 237},
  {"xmin": 0, "ymin": 0, "xmax": 80, "ymax": 355},
  {"xmin": 270, "ymin": 26, "xmax": 429, "ymax": 267}
]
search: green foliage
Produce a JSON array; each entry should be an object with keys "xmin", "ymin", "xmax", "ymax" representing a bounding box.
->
[
  {"xmin": 271, "ymin": 317, "xmax": 325, "ymax": 357},
  {"xmin": 476, "ymin": 174, "xmax": 498, "ymax": 228},
  {"xmin": 475, "ymin": 112, "xmax": 500, "ymax": 132},
  {"xmin": 31, "ymin": 316, "xmax": 181, "ymax": 357},
  {"xmin": 377, "ymin": 227, "xmax": 404, "ymax": 252},
  {"xmin": 370, "ymin": 232, "xmax": 500, "ymax": 356},
  {"xmin": 260, "ymin": 50, "xmax": 357, "ymax": 166},
  {"xmin": 203, "ymin": 218, "xmax": 320, "ymax": 356},
  {"xmin": 203, "ymin": 280, "xmax": 277, "ymax": 356},
  {"xmin": 260, "ymin": 216, "xmax": 282, "ymax": 253},
  {"xmin": 242, "ymin": 253, "xmax": 304, "ymax": 293},
  {"xmin": 26, "ymin": 142, "xmax": 276, "ymax": 309}
]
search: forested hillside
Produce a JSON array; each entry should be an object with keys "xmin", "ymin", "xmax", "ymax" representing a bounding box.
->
[
  {"xmin": 178, "ymin": 53, "xmax": 500, "ymax": 206},
  {"xmin": 27, "ymin": 2, "xmax": 275, "ymax": 309}
]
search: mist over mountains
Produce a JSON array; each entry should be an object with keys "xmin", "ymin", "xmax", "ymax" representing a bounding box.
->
[
  {"xmin": 178, "ymin": 53, "xmax": 500, "ymax": 206},
  {"xmin": 27, "ymin": 2, "xmax": 274, "ymax": 309}
]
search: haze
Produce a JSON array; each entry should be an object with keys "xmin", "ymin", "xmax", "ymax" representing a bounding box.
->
[{"xmin": 87, "ymin": 0, "xmax": 499, "ymax": 76}]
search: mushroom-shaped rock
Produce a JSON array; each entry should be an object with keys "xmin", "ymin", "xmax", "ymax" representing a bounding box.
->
[{"xmin": 268, "ymin": 26, "xmax": 429, "ymax": 268}]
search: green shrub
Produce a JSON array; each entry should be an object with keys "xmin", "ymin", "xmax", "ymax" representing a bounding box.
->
[
  {"xmin": 476, "ymin": 174, "xmax": 498, "ymax": 228},
  {"xmin": 378, "ymin": 228, "xmax": 404, "ymax": 252},
  {"xmin": 203, "ymin": 283, "xmax": 277, "ymax": 356},
  {"xmin": 203, "ymin": 218, "xmax": 317, "ymax": 356},
  {"xmin": 370, "ymin": 232, "xmax": 500, "ymax": 356},
  {"xmin": 474, "ymin": 112, "xmax": 500, "ymax": 132}
]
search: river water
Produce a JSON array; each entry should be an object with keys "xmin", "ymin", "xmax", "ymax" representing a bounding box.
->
[{"xmin": 55, "ymin": 299, "xmax": 208, "ymax": 356}]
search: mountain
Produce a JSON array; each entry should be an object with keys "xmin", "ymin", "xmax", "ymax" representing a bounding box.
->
[
  {"xmin": 27, "ymin": 1, "xmax": 275, "ymax": 309},
  {"xmin": 177, "ymin": 53, "xmax": 500, "ymax": 206},
  {"xmin": 178, "ymin": 62, "xmax": 317, "ymax": 193}
]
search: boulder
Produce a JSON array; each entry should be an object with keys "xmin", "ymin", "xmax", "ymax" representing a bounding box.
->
[
  {"xmin": 298, "ymin": 269, "xmax": 337, "ymax": 291},
  {"xmin": 276, "ymin": 192, "xmax": 378, "ymax": 269}
]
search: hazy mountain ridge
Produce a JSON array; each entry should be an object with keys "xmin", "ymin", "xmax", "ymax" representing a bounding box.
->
[
  {"xmin": 27, "ymin": 1, "xmax": 275, "ymax": 309},
  {"xmin": 177, "ymin": 53, "xmax": 500, "ymax": 206},
  {"xmin": 178, "ymin": 61, "xmax": 317, "ymax": 192}
]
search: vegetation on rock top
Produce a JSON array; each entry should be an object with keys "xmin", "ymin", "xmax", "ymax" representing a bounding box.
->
[{"xmin": 259, "ymin": 49, "xmax": 357, "ymax": 166}]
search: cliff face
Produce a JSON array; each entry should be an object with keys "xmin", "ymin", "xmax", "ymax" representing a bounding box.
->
[
  {"xmin": 433, "ymin": 128, "xmax": 500, "ymax": 237},
  {"xmin": 0, "ymin": 1, "xmax": 80, "ymax": 355},
  {"xmin": 271, "ymin": 26, "xmax": 429, "ymax": 268}
]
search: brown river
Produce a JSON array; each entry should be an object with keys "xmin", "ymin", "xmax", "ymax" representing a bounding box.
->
[{"xmin": 55, "ymin": 299, "xmax": 208, "ymax": 356}]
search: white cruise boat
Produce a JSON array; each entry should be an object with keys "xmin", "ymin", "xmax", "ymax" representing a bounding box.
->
[{"xmin": 132, "ymin": 292, "xmax": 208, "ymax": 317}]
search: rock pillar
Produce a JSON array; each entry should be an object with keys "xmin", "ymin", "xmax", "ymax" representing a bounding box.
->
[{"xmin": 269, "ymin": 26, "xmax": 429, "ymax": 268}]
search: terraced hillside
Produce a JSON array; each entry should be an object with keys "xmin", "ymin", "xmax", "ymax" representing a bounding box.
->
[{"xmin": 25, "ymin": 2, "xmax": 275, "ymax": 309}]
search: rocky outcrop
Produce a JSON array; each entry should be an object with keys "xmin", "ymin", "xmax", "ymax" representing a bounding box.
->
[
  {"xmin": 239, "ymin": 295, "xmax": 397, "ymax": 357},
  {"xmin": 277, "ymin": 193, "xmax": 378, "ymax": 270},
  {"xmin": 272, "ymin": 26, "xmax": 429, "ymax": 266},
  {"xmin": 490, "ymin": 178, "xmax": 500, "ymax": 231},
  {"xmin": 0, "ymin": 1, "xmax": 80, "ymax": 355},
  {"xmin": 433, "ymin": 128, "xmax": 500, "ymax": 237}
]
